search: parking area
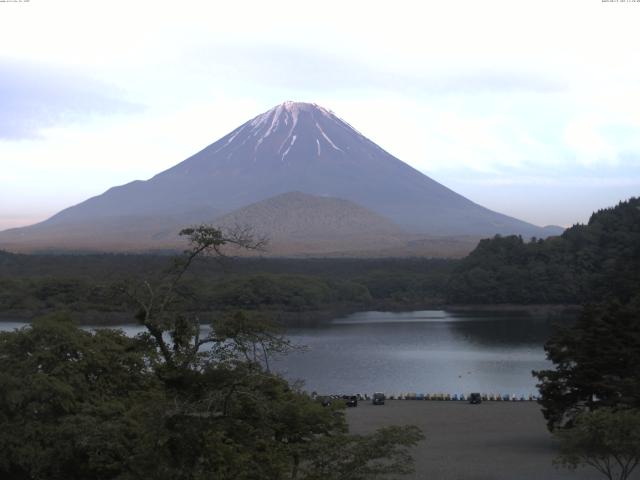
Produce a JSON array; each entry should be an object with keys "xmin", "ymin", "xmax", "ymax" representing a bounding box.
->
[{"xmin": 346, "ymin": 400, "xmax": 602, "ymax": 480}]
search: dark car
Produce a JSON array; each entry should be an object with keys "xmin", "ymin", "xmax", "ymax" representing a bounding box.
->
[
  {"xmin": 342, "ymin": 395, "xmax": 358, "ymax": 407},
  {"xmin": 469, "ymin": 392, "xmax": 482, "ymax": 404},
  {"xmin": 372, "ymin": 392, "xmax": 385, "ymax": 405}
]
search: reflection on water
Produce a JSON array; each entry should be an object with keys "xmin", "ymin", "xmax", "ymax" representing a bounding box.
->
[
  {"xmin": 0, "ymin": 321, "xmax": 31, "ymax": 331},
  {"xmin": 272, "ymin": 310, "xmax": 573, "ymax": 395},
  {"xmin": 0, "ymin": 310, "xmax": 573, "ymax": 396},
  {"xmin": 333, "ymin": 310, "xmax": 452, "ymax": 324}
]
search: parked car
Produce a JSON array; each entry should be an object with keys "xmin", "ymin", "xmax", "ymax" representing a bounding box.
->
[
  {"xmin": 469, "ymin": 392, "xmax": 482, "ymax": 404},
  {"xmin": 372, "ymin": 392, "xmax": 385, "ymax": 405},
  {"xmin": 342, "ymin": 395, "xmax": 358, "ymax": 407}
]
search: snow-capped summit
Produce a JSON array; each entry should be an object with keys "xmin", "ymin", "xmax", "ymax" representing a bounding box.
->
[
  {"xmin": 192, "ymin": 101, "xmax": 368, "ymax": 165},
  {"xmin": 259, "ymin": 101, "xmax": 334, "ymax": 120},
  {"xmin": 0, "ymin": 101, "xmax": 563, "ymax": 253}
]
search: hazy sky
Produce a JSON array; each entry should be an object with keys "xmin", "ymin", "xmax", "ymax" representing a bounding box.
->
[{"xmin": 1, "ymin": 0, "xmax": 639, "ymax": 230}]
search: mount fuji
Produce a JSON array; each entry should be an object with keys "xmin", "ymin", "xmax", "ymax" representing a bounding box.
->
[{"xmin": 0, "ymin": 101, "xmax": 561, "ymax": 254}]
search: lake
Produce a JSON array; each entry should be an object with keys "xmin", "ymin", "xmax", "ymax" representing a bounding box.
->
[{"xmin": 0, "ymin": 310, "xmax": 569, "ymax": 397}]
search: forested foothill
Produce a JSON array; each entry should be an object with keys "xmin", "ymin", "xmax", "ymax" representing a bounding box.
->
[
  {"xmin": 1, "ymin": 198, "xmax": 639, "ymax": 325},
  {"xmin": 447, "ymin": 197, "xmax": 640, "ymax": 305},
  {"xmin": 0, "ymin": 254, "xmax": 455, "ymax": 325}
]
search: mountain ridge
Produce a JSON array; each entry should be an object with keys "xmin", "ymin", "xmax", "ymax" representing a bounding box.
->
[{"xmin": 0, "ymin": 101, "xmax": 563, "ymax": 254}]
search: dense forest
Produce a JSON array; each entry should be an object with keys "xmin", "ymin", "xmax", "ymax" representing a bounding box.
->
[
  {"xmin": 1, "ymin": 198, "xmax": 638, "ymax": 323},
  {"xmin": 0, "ymin": 254, "xmax": 455, "ymax": 324},
  {"xmin": 447, "ymin": 197, "xmax": 640, "ymax": 305}
]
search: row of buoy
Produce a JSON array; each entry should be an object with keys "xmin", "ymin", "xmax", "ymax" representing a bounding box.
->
[
  {"xmin": 385, "ymin": 393, "xmax": 539, "ymax": 401},
  {"xmin": 316, "ymin": 393, "xmax": 540, "ymax": 402}
]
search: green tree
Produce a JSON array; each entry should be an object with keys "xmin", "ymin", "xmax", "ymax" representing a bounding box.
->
[
  {"xmin": 124, "ymin": 225, "xmax": 423, "ymax": 479},
  {"xmin": 534, "ymin": 298, "xmax": 640, "ymax": 430},
  {"xmin": 554, "ymin": 408, "xmax": 640, "ymax": 480},
  {"xmin": 447, "ymin": 197, "xmax": 640, "ymax": 305},
  {"xmin": 124, "ymin": 225, "xmax": 267, "ymax": 372},
  {"xmin": 299, "ymin": 425, "xmax": 424, "ymax": 480},
  {"xmin": 0, "ymin": 314, "xmax": 161, "ymax": 480},
  {"xmin": 1, "ymin": 225, "xmax": 424, "ymax": 479}
]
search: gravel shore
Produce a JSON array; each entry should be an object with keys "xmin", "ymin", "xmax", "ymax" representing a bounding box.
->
[{"xmin": 346, "ymin": 401, "xmax": 606, "ymax": 480}]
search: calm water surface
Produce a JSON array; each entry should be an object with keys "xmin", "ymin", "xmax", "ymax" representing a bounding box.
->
[
  {"xmin": 273, "ymin": 310, "xmax": 565, "ymax": 396},
  {"xmin": 1, "ymin": 310, "xmax": 568, "ymax": 396}
]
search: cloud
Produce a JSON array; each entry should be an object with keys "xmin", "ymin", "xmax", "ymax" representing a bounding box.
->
[
  {"xmin": 192, "ymin": 44, "xmax": 565, "ymax": 96},
  {"xmin": 449, "ymin": 175, "xmax": 640, "ymax": 188},
  {"xmin": 0, "ymin": 59, "xmax": 142, "ymax": 139},
  {"xmin": 563, "ymin": 116, "xmax": 617, "ymax": 167},
  {"xmin": 441, "ymin": 172, "xmax": 640, "ymax": 227},
  {"xmin": 419, "ymin": 70, "xmax": 565, "ymax": 94}
]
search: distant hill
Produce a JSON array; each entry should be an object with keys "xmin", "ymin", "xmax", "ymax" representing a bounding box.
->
[
  {"xmin": 0, "ymin": 101, "xmax": 562, "ymax": 254},
  {"xmin": 212, "ymin": 192, "xmax": 407, "ymax": 255}
]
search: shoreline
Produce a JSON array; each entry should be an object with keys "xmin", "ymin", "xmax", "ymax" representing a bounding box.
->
[
  {"xmin": 443, "ymin": 303, "xmax": 582, "ymax": 314},
  {"xmin": 0, "ymin": 303, "xmax": 582, "ymax": 325}
]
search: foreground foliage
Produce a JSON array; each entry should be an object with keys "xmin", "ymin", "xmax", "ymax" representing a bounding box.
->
[
  {"xmin": 529, "ymin": 200, "xmax": 640, "ymax": 478},
  {"xmin": 0, "ymin": 315, "xmax": 160, "ymax": 479},
  {"xmin": 535, "ymin": 298, "xmax": 640, "ymax": 480},
  {"xmin": 554, "ymin": 408, "xmax": 640, "ymax": 480},
  {"xmin": 0, "ymin": 226, "xmax": 423, "ymax": 479},
  {"xmin": 0, "ymin": 316, "xmax": 424, "ymax": 480},
  {"xmin": 534, "ymin": 298, "xmax": 640, "ymax": 430}
]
